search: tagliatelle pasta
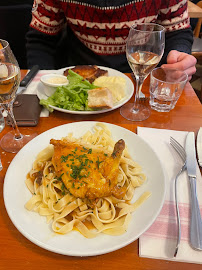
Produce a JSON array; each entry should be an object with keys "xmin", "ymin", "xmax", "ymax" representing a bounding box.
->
[{"xmin": 25, "ymin": 123, "xmax": 151, "ymax": 238}]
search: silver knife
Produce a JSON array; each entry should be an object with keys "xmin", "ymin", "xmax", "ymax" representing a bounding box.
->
[
  {"xmin": 185, "ymin": 132, "xmax": 202, "ymax": 250},
  {"xmin": 197, "ymin": 127, "xmax": 202, "ymax": 168}
]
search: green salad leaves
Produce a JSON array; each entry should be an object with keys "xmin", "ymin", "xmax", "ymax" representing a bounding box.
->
[{"xmin": 40, "ymin": 69, "xmax": 97, "ymax": 112}]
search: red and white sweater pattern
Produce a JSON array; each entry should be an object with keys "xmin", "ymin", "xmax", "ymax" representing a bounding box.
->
[{"xmin": 30, "ymin": 0, "xmax": 190, "ymax": 56}]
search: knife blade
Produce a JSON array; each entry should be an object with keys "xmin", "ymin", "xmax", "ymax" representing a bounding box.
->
[
  {"xmin": 197, "ymin": 127, "xmax": 202, "ymax": 168},
  {"xmin": 20, "ymin": 65, "xmax": 39, "ymax": 87},
  {"xmin": 185, "ymin": 132, "xmax": 202, "ymax": 251},
  {"xmin": 186, "ymin": 132, "xmax": 197, "ymax": 177}
]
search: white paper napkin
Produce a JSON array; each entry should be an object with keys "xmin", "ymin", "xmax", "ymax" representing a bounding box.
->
[{"xmin": 137, "ymin": 127, "xmax": 202, "ymax": 264}]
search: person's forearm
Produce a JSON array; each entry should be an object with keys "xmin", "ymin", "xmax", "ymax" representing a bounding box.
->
[
  {"xmin": 159, "ymin": 27, "xmax": 193, "ymax": 65},
  {"xmin": 26, "ymin": 27, "xmax": 60, "ymax": 69}
]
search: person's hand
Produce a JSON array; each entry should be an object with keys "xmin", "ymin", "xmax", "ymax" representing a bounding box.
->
[{"xmin": 161, "ymin": 50, "xmax": 197, "ymax": 81}]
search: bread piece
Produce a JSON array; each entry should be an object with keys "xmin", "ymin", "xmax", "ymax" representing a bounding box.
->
[
  {"xmin": 88, "ymin": 87, "xmax": 113, "ymax": 109},
  {"xmin": 64, "ymin": 65, "xmax": 108, "ymax": 83}
]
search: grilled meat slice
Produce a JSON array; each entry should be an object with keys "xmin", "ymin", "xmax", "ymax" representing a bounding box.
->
[{"xmin": 63, "ymin": 65, "xmax": 108, "ymax": 83}]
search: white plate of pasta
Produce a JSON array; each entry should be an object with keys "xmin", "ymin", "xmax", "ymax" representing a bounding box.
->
[{"xmin": 4, "ymin": 122, "xmax": 166, "ymax": 256}]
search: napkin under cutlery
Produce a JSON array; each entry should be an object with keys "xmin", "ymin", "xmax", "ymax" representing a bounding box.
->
[{"xmin": 137, "ymin": 127, "xmax": 202, "ymax": 264}]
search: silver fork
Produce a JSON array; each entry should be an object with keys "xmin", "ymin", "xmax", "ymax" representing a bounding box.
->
[{"xmin": 170, "ymin": 136, "xmax": 187, "ymax": 257}]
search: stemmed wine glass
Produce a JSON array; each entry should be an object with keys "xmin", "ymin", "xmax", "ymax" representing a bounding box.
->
[
  {"xmin": 0, "ymin": 39, "xmax": 36, "ymax": 153},
  {"xmin": 120, "ymin": 23, "xmax": 165, "ymax": 121}
]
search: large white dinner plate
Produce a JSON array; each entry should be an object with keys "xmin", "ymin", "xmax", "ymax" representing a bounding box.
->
[
  {"xmin": 37, "ymin": 66, "xmax": 134, "ymax": 115},
  {"xmin": 4, "ymin": 122, "xmax": 166, "ymax": 257}
]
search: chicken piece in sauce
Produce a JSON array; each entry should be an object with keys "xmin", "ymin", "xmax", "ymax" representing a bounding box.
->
[{"xmin": 50, "ymin": 139, "xmax": 126, "ymax": 200}]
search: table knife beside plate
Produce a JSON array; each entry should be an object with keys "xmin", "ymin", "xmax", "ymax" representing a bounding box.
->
[
  {"xmin": 197, "ymin": 127, "xmax": 202, "ymax": 168},
  {"xmin": 185, "ymin": 132, "xmax": 202, "ymax": 250},
  {"xmin": 17, "ymin": 65, "xmax": 39, "ymax": 94}
]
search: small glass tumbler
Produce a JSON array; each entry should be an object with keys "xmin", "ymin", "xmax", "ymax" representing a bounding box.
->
[{"xmin": 149, "ymin": 67, "xmax": 188, "ymax": 112}]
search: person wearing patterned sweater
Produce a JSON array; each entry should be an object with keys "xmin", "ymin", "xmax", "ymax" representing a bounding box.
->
[{"xmin": 26, "ymin": 0, "xmax": 196, "ymax": 80}]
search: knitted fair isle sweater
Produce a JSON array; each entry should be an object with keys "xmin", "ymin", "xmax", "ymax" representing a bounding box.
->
[{"xmin": 26, "ymin": 0, "xmax": 193, "ymax": 72}]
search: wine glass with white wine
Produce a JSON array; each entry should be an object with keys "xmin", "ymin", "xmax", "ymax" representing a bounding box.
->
[
  {"xmin": 120, "ymin": 23, "xmax": 165, "ymax": 121},
  {"xmin": 0, "ymin": 39, "xmax": 37, "ymax": 153}
]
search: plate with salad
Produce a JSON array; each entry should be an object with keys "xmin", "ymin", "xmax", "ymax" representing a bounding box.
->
[{"xmin": 37, "ymin": 66, "xmax": 134, "ymax": 115}]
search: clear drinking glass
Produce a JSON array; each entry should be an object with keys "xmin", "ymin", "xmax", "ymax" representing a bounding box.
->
[
  {"xmin": 120, "ymin": 23, "xmax": 165, "ymax": 121},
  {"xmin": 0, "ymin": 39, "xmax": 36, "ymax": 153},
  {"xmin": 149, "ymin": 67, "xmax": 188, "ymax": 112}
]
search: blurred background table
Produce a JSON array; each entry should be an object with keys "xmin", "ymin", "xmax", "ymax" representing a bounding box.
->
[
  {"xmin": 0, "ymin": 71, "xmax": 202, "ymax": 270},
  {"xmin": 188, "ymin": 0, "xmax": 202, "ymax": 18}
]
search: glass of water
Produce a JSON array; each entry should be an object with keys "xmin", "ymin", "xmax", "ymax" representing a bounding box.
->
[{"xmin": 149, "ymin": 67, "xmax": 188, "ymax": 112}]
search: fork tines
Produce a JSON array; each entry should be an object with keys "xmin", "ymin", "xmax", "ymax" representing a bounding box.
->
[{"xmin": 170, "ymin": 137, "xmax": 186, "ymax": 162}]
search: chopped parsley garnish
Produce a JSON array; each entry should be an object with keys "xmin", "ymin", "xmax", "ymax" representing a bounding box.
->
[
  {"xmin": 84, "ymin": 159, "xmax": 89, "ymax": 166},
  {"xmin": 61, "ymin": 182, "xmax": 65, "ymax": 190},
  {"xmin": 96, "ymin": 157, "xmax": 103, "ymax": 169},
  {"xmin": 56, "ymin": 173, "xmax": 64, "ymax": 181},
  {"xmin": 61, "ymin": 154, "xmax": 74, "ymax": 163},
  {"xmin": 70, "ymin": 164, "xmax": 84, "ymax": 179},
  {"xmin": 59, "ymin": 146, "xmax": 101, "ymax": 182},
  {"xmin": 61, "ymin": 155, "xmax": 69, "ymax": 162},
  {"xmin": 72, "ymin": 147, "xmax": 78, "ymax": 154},
  {"xmin": 88, "ymin": 148, "xmax": 92, "ymax": 154}
]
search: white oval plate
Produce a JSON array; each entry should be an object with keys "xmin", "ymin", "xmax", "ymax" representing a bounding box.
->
[
  {"xmin": 4, "ymin": 122, "xmax": 166, "ymax": 257},
  {"xmin": 37, "ymin": 66, "xmax": 134, "ymax": 115}
]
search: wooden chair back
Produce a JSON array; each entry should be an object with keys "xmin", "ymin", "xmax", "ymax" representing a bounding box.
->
[{"xmin": 193, "ymin": 1, "xmax": 202, "ymax": 37}]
